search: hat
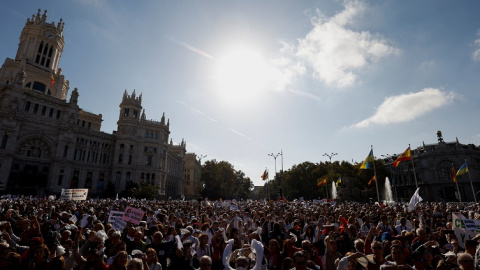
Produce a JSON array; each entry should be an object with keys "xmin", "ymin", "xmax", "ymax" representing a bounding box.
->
[
  {"xmin": 186, "ymin": 226, "xmax": 194, "ymax": 233},
  {"xmin": 182, "ymin": 239, "xmax": 193, "ymax": 246},
  {"xmin": 443, "ymin": 251, "xmax": 456, "ymax": 257},
  {"xmin": 57, "ymin": 245, "xmax": 66, "ymax": 256},
  {"xmin": 131, "ymin": 249, "xmax": 143, "ymax": 257},
  {"xmin": 381, "ymin": 232, "xmax": 392, "ymax": 241},
  {"xmin": 30, "ymin": 237, "xmax": 44, "ymax": 245}
]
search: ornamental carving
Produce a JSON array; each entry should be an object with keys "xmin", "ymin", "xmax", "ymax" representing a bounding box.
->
[{"xmin": 18, "ymin": 138, "xmax": 51, "ymax": 159}]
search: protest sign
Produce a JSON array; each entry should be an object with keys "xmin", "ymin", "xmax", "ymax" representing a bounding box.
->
[
  {"xmin": 452, "ymin": 212, "xmax": 480, "ymax": 249},
  {"xmin": 112, "ymin": 217, "xmax": 127, "ymax": 232},
  {"xmin": 61, "ymin": 189, "xmax": 88, "ymax": 201},
  {"xmin": 108, "ymin": 210, "xmax": 124, "ymax": 223},
  {"xmin": 122, "ymin": 206, "xmax": 145, "ymax": 225}
]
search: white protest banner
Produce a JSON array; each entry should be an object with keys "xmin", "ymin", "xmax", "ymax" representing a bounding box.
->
[
  {"xmin": 452, "ymin": 212, "xmax": 480, "ymax": 248},
  {"xmin": 80, "ymin": 214, "xmax": 89, "ymax": 228},
  {"xmin": 122, "ymin": 206, "xmax": 145, "ymax": 225},
  {"xmin": 229, "ymin": 204, "xmax": 238, "ymax": 211},
  {"xmin": 112, "ymin": 217, "xmax": 127, "ymax": 232},
  {"xmin": 108, "ymin": 210, "xmax": 124, "ymax": 223},
  {"xmin": 61, "ymin": 189, "xmax": 88, "ymax": 201},
  {"xmin": 463, "ymin": 219, "xmax": 477, "ymax": 231}
]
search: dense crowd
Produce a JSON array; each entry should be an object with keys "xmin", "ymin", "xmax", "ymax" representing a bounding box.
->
[{"xmin": 0, "ymin": 197, "xmax": 479, "ymax": 270}]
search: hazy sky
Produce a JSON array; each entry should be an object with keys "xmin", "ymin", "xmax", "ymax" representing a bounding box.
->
[{"xmin": 1, "ymin": 0, "xmax": 480, "ymax": 186}]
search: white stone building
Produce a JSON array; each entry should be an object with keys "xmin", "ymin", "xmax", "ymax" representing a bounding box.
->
[{"xmin": 0, "ymin": 9, "xmax": 189, "ymax": 198}]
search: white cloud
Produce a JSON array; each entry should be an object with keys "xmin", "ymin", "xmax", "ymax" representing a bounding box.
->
[
  {"xmin": 353, "ymin": 88, "xmax": 455, "ymax": 128},
  {"xmin": 473, "ymin": 30, "xmax": 480, "ymax": 61},
  {"xmin": 274, "ymin": 0, "xmax": 398, "ymax": 88}
]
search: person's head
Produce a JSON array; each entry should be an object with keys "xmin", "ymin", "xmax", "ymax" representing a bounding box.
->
[
  {"xmin": 400, "ymin": 217, "xmax": 407, "ymax": 225},
  {"xmin": 371, "ymin": 240, "xmax": 383, "ymax": 258},
  {"xmin": 390, "ymin": 245, "xmax": 405, "ymax": 264},
  {"xmin": 269, "ymin": 239, "xmax": 280, "ymax": 253},
  {"xmin": 126, "ymin": 258, "xmax": 143, "ymax": 270},
  {"xmin": 145, "ymin": 248, "xmax": 157, "ymax": 264},
  {"xmin": 301, "ymin": 240, "xmax": 312, "ymax": 251},
  {"xmin": 152, "ymin": 231, "xmax": 163, "ymax": 245},
  {"xmin": 354, "ymin": 238, "xmax": 364, "ymax": 253},
  {"xmin": 133, "ymin": 231, "xmax": 143, "ymax": 243},
  {"xmin": 110, "ymin": 231, "xmax": 121, "ymax": 244},
  {"xmin": 33, "ymin": 244, "xmax": 49, "ymax": 261},
  {"xmin": 84, "ymin": 248, "xmax": 100, "ymax": 263},
  {"xmin": 464, "ymin": 240, "xmax": 477, "ymax": 256},
  {"xmin": 199, "ymin": 255, "xmax": 212, "ymax": 270},
  {"xmin": 324, "ymin": 235, "xmax": 337, "ymax": 253},
  {"xmin": 0, "ymin": 252, "xmax": 21, "ymax": 269},
  {"xmin": 113, "ymin": 251, "xmax": 129, "ymax": 267},
  {"xmin": 292, "ymin": 251, "xmax": 308, "ymax": 270},
  {"xmin": 199, "ymin": 233, "xmax": 209, "ymax": 244},
  {"xmin": 411, "ymin": 250, "xmax": 426, "ymax": 270},
  {"xmin": 235, "ymin": 255, "xmax": 249, "ymax": 270},
  {"xmin": 344, "ymin": 252, "xmax": 358, "ymax": 270},
  {"xmin": 457, "ymin": 252, "xmax": 474, "ymax": 270},
  {"xmin": 416, "ymin": 228, "xmax": 428, "ymax": 242}
]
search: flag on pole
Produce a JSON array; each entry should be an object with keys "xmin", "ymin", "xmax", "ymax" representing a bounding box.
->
[
  {"xmin": 336, "ymin": 177, "xmax": 342, "ymax": 187},
  {"xmin": 451, "ymin": 166, "xmax": 457, "ymax": 183},
  {"xmin": 317, "ymin": 178, "xmax": 327, "ymax": 187},
  {"xmin": 261, "ymin": 169, "xmax": 268, "ymax": 181},
  {"xmin": 368, "ymin": 175, "xmax": 376, "ymax": 186},
  {"xmin": 407, "ymin": 188, "xmax": 423, "ymax": 212},
  {"xmin": 393, "ymin": 147, "xmax": 411, "ymax": 167},
  {"xmin": 50, "ymin": 74, "xmax": 55, "ymax": 88},
  {"xmin": 360, "ymin": 150, "xmax": 374, "ymax": 169},
  {"xmin": 456, "ymin": 162, "xmax": 469, "ymax": 176}
]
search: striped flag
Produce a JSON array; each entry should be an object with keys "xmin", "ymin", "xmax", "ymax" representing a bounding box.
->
[
  {"xmin": 360, "ymin": 150, "xmax": 374, "ymax": 169},
  {"xmin": 261, "ymin": 169, "xmax": 268, "ymax": 181},
  {"xmin": 393, "ymin": 147, "xmax": 411, "ymax": 167},
  {"xmin": 317, "ymin": 178, "xmax": 327, "ymax": 187},
  {"xmin": 368, "ymin": 175, "xmax": 376, "ymax": 186},
  {"xmin": 456, "ymin": 163, "xmax": 468, "ymax": 176}
]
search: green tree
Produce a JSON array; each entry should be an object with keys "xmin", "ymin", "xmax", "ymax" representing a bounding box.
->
[
  {"xmin": 200, "ymin": 160, "xmax": 253, "ymax": 200},
  {"xmin": 132, "ymin": 182, "xmax": 159, "ymax": 199}
]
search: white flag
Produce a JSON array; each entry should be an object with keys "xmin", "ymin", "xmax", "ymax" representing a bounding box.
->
[{"xmin": 408, "ymin": 188, "xmax": 423, "ymax": 212}]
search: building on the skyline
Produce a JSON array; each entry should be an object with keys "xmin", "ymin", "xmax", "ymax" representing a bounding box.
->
[
  {"xmin": 382, "ymin": 131, "xmax": 480, "ymax": 202},
  {"xmin": 0, "ymin": 9, "xmax": 198, "ymax": 198},
  {"xmin": 183, "ymin": 153, "xmax": 202, "ymax": 200}
]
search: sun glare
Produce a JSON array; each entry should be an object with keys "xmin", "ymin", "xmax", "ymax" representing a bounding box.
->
[{"xmin": 214, "ymin": 47, "xmax": 271, "ymax": 104}]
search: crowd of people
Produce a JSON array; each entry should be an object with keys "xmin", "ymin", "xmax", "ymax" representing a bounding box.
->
[{"xmin": 0, "ymin": 197, "xmax": 479, "ymax": 270}]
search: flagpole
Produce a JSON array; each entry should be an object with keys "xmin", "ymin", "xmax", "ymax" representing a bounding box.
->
[
  {"xmin": 266, "ymin": 168, "xmax": 270, "ymax": 201},
  {"xmin": 465, "ymin": 159, "xmax": 477, "ymax": 203},
  {"xmin": 410, "ymin": 144, "xmax": 418, "ymax": 189},
  {"xmin": 452, "ymin": 163, "xmax": 462, "ymax": 202},
  {"xmin": 326, "ymin": 180, "xmax": 329, "ymax": 201},
  {"xmin": 372, "ymin": 145, "xmax": 380, "ymax": 203}
]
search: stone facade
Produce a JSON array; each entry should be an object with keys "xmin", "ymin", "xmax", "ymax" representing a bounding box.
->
[
  {"xmin": 183, "ymin": 153, "xmax": 202, "ymax": 200},
  {"xmin": 382, "ymin": 131, "xmax": 480, "ymax": 202},
  {"xmin": 0, "ymin": 9, "xmax": 192, "ymax": 199}
]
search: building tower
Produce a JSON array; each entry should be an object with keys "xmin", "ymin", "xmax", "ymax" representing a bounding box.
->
[{"xmin": 0, "ymin": 9, "xmax": 69, "ymax": 99}]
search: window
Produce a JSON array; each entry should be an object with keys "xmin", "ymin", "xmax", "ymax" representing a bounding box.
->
[
  {"xmin": 145, "ymin": 132, "xmax": 149, "ymax": 138},
  {"xmin": 35, "ymin": 42, "xmax": 53, "ymax": 68},
  {"xmin": 124, "ymin": 108, "xmax": 129, "ymax": 116},
  {"xmin": 49, "ymin": 108, "xmax": 54, "ymax": 117},
  {"xmin": 82, "ymin": 120, "xmax": 85, "ymax": 127},
  {"xmin": 88, "ymin": 122, "xmax": 91, "ymax": 129},
  {"xmin": 41, "ymin": 106, "xmax": 46, "ymax": 116},
  {"xmin": 128, "ymin": 155, "xmax": 132, "ymax": 165},
  {"xmin": 33, "ymin": 104, "xmax": 39, "ymax": 114},
  {"xmin": 97, "ymin": 173, "xmax": 105, "ymax": 190},
  {"xmin": 0, "ymin": 133, "xmax": 8, "ymax": 149},
  {"xmin": 147, "ymin": 156, "xmax": 152, "ymax": 166},
  {"xmin": 155, "ymin": 133, "xmax": 158, "ymax": 139},
  {"xmin": 150, "ymin": 133, "xmax": 153, "ymax": 139},
  {"xmin": 56, "ymin": 110, "xmax": 61, "ymax": 119},
  {"xmin": 57, "ymin": 169, "xmax": 64, "ymax": 185},
  {"xmin": 63, "ymin": 145, "xmax": 68, "ymax": 157},
  {"xmin": 118, "ymin": 154, "xmax": 123, "ymax": 164},
  {"xmin": 85, "ymin": 172, "xmax": 92, "ymax": 188},
  {"xmin": 25, "ymin": 101, "xmax": 31, "ymax": 111},
  {"xmin": 32, "ymin": 82, "xmax": 46, "ymax": 93}
]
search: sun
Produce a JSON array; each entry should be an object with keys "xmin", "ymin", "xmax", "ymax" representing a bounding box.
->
[{"xmin": 213, "ymin": 46, "xmax": 271, "ymax": 104}]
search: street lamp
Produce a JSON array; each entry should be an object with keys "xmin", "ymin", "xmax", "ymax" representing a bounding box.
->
[
  {"xmin": 268, "ymin": 152, "xmax": 280, "ymax": 178},
  {"xmin": 198, "ymin": 154, "xmax": 207, "ymax": 164},
  {"xmin": 323, "ymin": 153, "xmax": 338, "ymax": 163}
]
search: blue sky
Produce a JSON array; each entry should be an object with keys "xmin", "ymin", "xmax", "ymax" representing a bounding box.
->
[{"xmin": 2, "ymin": 0, "xmax": 480, "ymax": 186}]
